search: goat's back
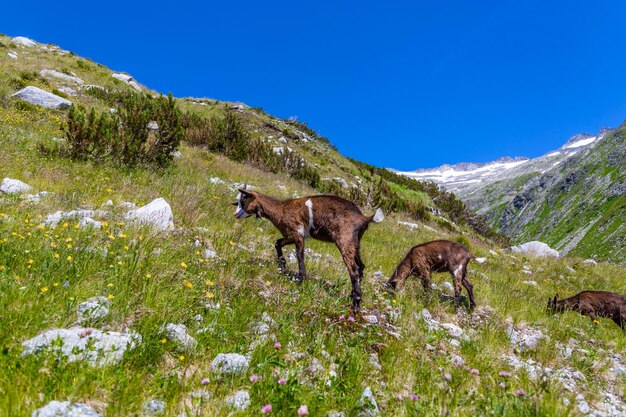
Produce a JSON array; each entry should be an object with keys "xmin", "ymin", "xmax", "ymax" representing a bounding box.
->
[
  {"xmin": 576, "ymin": 290, "xmax": 626, "ymax": 305},
  {"xmin": 408, "ymin": 240, "xmax": 473, "ymax": 268}
]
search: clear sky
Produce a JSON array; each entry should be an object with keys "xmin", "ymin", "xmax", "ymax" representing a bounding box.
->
[{"xmin": 3, "ymin": 1, "xmax": 626, "ymax": 170}]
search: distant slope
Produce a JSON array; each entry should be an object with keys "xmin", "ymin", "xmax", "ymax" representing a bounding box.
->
[{"xmin": 394, "ymin": 128, "xmax": 626, "ymax": 262}]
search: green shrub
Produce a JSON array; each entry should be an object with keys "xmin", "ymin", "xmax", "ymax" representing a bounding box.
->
[
  {"xmin": 62, "ymin": 92, "xmax": 182, "ymax": 167},
  {"xmin": 51, "ymin": 89, "xmax": 69, "ymax": 99}
]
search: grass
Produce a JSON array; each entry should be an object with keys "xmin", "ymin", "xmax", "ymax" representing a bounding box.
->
[{"xmin": 1, "ymin": 33, "xmax": 626, "ymax": 417}]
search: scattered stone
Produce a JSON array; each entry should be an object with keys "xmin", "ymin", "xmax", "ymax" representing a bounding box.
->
[
  {"xmin": 44, "ymin": 209, "xmax": 106, "ymax": 227},
  {"xmin": 358, "ymin": 387, "xmax": 380, "ymax": 416},
  {"xmin": 474, "ymin": 257, "xmax": 487, "ymax": 264},
  {"xmin": 440, "ymin": 281, "xmax": 454, "ymax": 294},
  {"xmin": 441, "ymin": 323, "xmax": 467, "ymax": 340},
  {"xmin": 32, "ymin": 401, "xmax": 100, "ymax": 417},
  {"xmin": 208, "ymin": 177, "xmax": 225, "ymax": 185},
  {"xmin": 170, "ymin": 150, "xmax": 182, "ymax": 158},
  {"xmin": 224, "ymin": 390, "xmax": 251, "ymax": 411},
  {"xmin": 522, "ymin": 280, "xmax": 537, "ymax": 286},
  {"xmin": 21, "ymin": 191, "xmax": 50, "ymax": 203},
  {"xmin": 22, "ymin": 328, "xmax": 141, "ymax": 367},
  {"xmin": 40, "ymin": 69, "xmax": 84, "ymax": 85},
  {"xmin": 510, "ymin": 241, "xmax": 559, "ymax": 258},
  {"xmin": 11, "ymin": 86, "xmax": 72, "ymax": 109},
  {"xmin": 147, "ymin": 120, "xmax": 159, "ymax": 131},
  {"xmin": 13, "ymin": 36, "xmax": 37, "ymax": 47},
  {"xmin": 143, "ymin": 399, "xmax": 166, "ymax": 416},
  {"xmin": 77, "ymin": 297, "xmax": 111, "ymax": 324},
  {"xmin": 162, "ymin": 323, "xmax": 197, "ymax": 351},
  {"xmin": 582, "ymin": 259, "xmax": 598, "ymax": 266},
  {"xmin": 278, "ymin": 136, "xmax": 288, "ymax": 143},
  {"xmin": 124, "ymin": 198, "xmax": 174, "ymax": 232},
  {"xmin": 8, "ymin": 51, "xmax": 18, "ymax": 59},
  {"xmin": 398, "ymin": 221, "xmax": 419, "ymax": 230},
  {"xmin": 1, "ymin": 178, "xmax": 32, "ymax": 194},
  {"xmin": 506, "ymin": 324, "xmax": 546, "ymax": 352},
  {"xmin": 79, "ymin": 217, "xmax": 102, "ymax": 229},
  {"xmin": 369, "ymin": 352, "xmax": 382, "ymax": 370},
  {"xmin": 489, "ymin": 249, "xmax": 498, "ymax": 256},
  {"xmin": 449, "ymin": 354, "xmax": 465, "ymax": 366},
  {"xmin": 190, "ymin": 389, "xmax": 210, "ymax": 402},
  {"xmin": 210, "ymin": 353, "xmax": 249, "ymax": 375},
  {"xmin": 362, "ymin": 315, "xmax": 378, "ymax": 325},
  {"xmin": 111, "ymin": 73, "xmax": 142, "ymax": 91}
]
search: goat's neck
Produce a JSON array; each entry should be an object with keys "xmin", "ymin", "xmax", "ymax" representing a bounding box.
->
[
  {"xmin": 256, "ymin": 194, "xmax": 285, "ymax": 223},
  {"xmin": 558, "ymin": 298, "xmax": 577, "ymax": 311}
]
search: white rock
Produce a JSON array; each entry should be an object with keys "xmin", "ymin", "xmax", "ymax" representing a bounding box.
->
[
  {"xmin": 111, "ymin": 73, "xmax": 142, "ymax": 91},
  {"xmin": 577, "ymin": 400, "xmax": 591, "ymax": 414},
  {"xmin": 441, "ymin": 322, "xmax": 467, "ymax": 340},
  {"xmin": 77, "ymin": 297, "xmax": 111, "ymax": 323},
  {"xmin": 208, "ymin": 177, "xmax": 225, "ymax": 185},
  {"xmin": 22, "ymin": 328, "xmax": 141, "ymax": 367},
  {"xmin": 398, "ymin": 221, "xmax": 419, "ymax": 230},
  {"xmin": 369, "ymin": 352, "xmax": 381, "ymax": 370},
  {"xmin": 510, "ymin": 241, "xmax": 559, "ymax": 258},
  {"xmin": 21, "ymin": 191, "xmax": 50, "ymax": 203},
  {"xmin": 474, "ymin": 257, "xmax": 487, "ymax": 264},
  {"xmin": 79, "ymin": 217, "xmax": 102, "ymax": 229},
  {"xmin": 358, "ymin": 387, "xmax": 380, "ymax": 416},
  {"xmin": 211, "ymin": 353, "xmax": 249, "ymax": 375},
  {"xmin": 143, "ymin": 399, "xmax": 166, "ymax": 415},
  {"xmin": 170, "ymin": 150, "xmax": 182, "ymax": 158},
  {"xmin": 8, "ymin": 51, "xmax": 18, "ymax": 59},
  {"xmin": 40, "ymin": 69, "xmax": 84, "ymax": 85},
  {"xmin": 147, "ymin": 121, "xmax": 159, "ymax": 131},
  {"xmin": 522, "ymin": 280, "xmax": 537, "ymax": 286},
  {"xmin": 0, "ymin": 178, "xmax": 32, "ymax": 194},
  {"xmin": 32, "ymin": 401, "xmax": 100, "ymax": 417},
  {"xmin": 44, "ymin": 209, "xmax": 106, "ymax": 227},
  {"xmin": 124, "ymin": 198, "xmax": 174, "ymax": 232},
  {"xmin": 362, "ymin": 315, "xmax": 378, "ymax": 324},
  {"xmin": 204, "ymin": 249, "xmax": 217, "ymax": 258},
  {"xmin": 440, "ymin": 281, "xmax": 454, "ymax": 294},
  {"xmin": 506, "ymin": 325, "xmax": 546, "ymax": 351},
  {"xmin": 11, "ymin": 86, "xmax": 72, "ymax": 109},
  {"xmin": 162, "ymin": 323, "xmax": 197, "ymax": 351},
  {"xmin": 13, "ymin": 36, "xmax": 37, "ymax": 47},
  {"xmin": 582, "ymin": 259, "xmax": 598, "ymax": 266},
  {"xmin": 224, "ymin": 390, "xmax": 251, "ymax": 411},
  {"xmin": 278, "ymin": 136, "xmax": 288, "ymax": 143},
  {"xmin": 489, "ymin": 249, "xmax": 498, "ymax": 256}
]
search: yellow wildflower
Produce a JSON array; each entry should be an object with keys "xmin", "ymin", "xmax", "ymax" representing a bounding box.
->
[
  {"xmin": 180, "ymin": 262, "xmax": 188, "ymax": 269},
  {"xmin": 206, "ymin": 292, "xmax": 215, "ymax": 299},
  {"xmin": 54, "ymin": 253, "xmax": 60, "ymax": 259},
  {"xmin": 107, "ymin": 294, "xmax": 114, "ymax": 300},
  {"xmin": 183, "ymin": 280, "xmax": 193, "ymax": 288},
  {"xmin": 107, "ymin": 283, "xmax": 114, "ymax": 288},
  {"xmin": 179, "ymin": 355, "xmax": 185, "ymax": 361},
  {"xmin": 66, "ymin": 255, "xmax": 72, "ymax": 261},
  {"xmin": 161, "ymin": 338, "xmax": 167, "ymax": 344},
  {"xmin": 40, "ymin": 287, "xmax": 49, "ymax": 293},
  {"xmin": 205, "ymin": 280, "xmax": 214, "ymax": 286},
  {"xmin": 145, "ymin": 273, "xmax": 152, "ymax": 278}
]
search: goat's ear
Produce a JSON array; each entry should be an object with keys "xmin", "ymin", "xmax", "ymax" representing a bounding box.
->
[
  {"xmin": 231, "ymin": 202, "xmax": 239, "ymax": 206},
  {"xmin": 554, "ymin": 295, "xmax": 558, "ymax": 304},
  {"xmin": 238, "ymin": 188, "xmax": 251, "ymax": 196}
]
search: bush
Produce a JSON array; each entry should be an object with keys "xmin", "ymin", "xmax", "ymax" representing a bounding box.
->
[{"xmin": 62, "ymin": 92, "xmax": 182, "ymax": 167}]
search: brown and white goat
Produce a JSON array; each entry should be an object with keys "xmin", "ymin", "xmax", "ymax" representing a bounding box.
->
[
  {"xmin": 547, "ymin": 291, "xmax": 626, "ymax": 329},
  {"xmin": 385, "ymin": 240, "xmax": 476, "ymax": 310},
  {"xmin": 233, "ymin": 187, "xmax": 384, "ymax": 311}
]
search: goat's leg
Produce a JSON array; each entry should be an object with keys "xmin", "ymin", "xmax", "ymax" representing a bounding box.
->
[
  {"xmin": 338, "ymin": 241, "xmax": 362, "ymax": 312},
  {"xmin": 461, "ymin": 264, "xmax": 476, "ymax": 309},
  {"xmin": 451, "ymin": 270, "xmax": 463, "ymax": 312},
  {"xmin": 418, "ymin": 269, "xmax": 432, "ymax": 293},
  {"xmin": 275, "ymin": 237, "xmax": 294, "ymax": 273},
  {"xmin": 355, "ymin": 250, "xmax": 365, "ymax": 277},
  {"xmin": 294, "ymin": 238, "xmax": 306, "ymax": 284}
]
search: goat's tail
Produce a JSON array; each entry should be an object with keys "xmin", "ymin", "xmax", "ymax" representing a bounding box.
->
[{"xmin": 369, "ymin": 208, "xmax": 384, "ymax": 224}]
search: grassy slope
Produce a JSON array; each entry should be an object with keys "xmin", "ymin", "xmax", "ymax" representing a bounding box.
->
[{"xmin": 1, "ymin": 35, "xmax": 626, "ymax": 416}]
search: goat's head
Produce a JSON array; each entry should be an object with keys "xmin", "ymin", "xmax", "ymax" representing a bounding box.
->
[
  {"xmin": 546, "ymin": 294, "xmax": 561, "ymax": 313},
  {"xmin": 232, "ymin": 188, "xmax": 260, "ymax": 220}
]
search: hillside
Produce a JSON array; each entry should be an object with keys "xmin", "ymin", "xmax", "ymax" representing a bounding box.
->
[
  {"xmin": 394, "ymin": 128, "xmax": 626, "ymax": 263},
  {"xmin": 2, "ymin": 34, "xmax": 626, "ymax": 417}
]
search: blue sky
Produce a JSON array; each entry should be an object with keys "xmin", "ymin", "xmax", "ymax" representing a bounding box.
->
[{"xmin": 3, "ymin": 1, "xmax": 626, "ymax": 170}]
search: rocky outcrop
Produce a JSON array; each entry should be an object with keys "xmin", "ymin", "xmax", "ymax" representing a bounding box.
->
[
  {"xmin": 510, "ymin": 241, "xmax": 559, "ymax": 258},
  {"xmin": 0, "ymin": 178, "xmax": 32, "ymax": 194},
  {"xmin": 11, "ymin": 86, "xmax": 72, "ymax": 109},
  {"xmin": 124, "ymin": 198, "xmax": 174, "ymax": 231},
  {"xmin": 32, "ymin": 401, "xmax": 100, "ymax": 417}
]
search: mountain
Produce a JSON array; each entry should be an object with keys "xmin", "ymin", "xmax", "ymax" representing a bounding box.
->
[
  {"xmin": 3, "ymin": 33, "xmax": 626, "ymax": 417},
  {"xmin": 394, "ymin": 128, "xmax": 626, "ymax": 262}
]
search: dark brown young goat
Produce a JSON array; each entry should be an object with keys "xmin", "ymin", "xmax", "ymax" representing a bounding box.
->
[
  {"xmin": 233, "ymin": 187, "xmax": 384, "ymax": 311},
  {"xmin": 386, "ymin": 240, "xmax": 476, "ymax": 310},
  {"xmin": 547, "ymin": 291, "xmax": 626, "ymax": 329}
]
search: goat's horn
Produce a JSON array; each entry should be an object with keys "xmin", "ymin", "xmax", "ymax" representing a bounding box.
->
[{"xmin": 243, "ymin": 184, "xmax": 248, "ymax": 190}]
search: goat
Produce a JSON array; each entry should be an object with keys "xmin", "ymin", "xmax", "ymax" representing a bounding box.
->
[
  {"xmin": 233, "ymin": 187, "xmax": 384, "ymax": 311},
  {"xmin": 547, "ymin": 291, "xmax": 626, "ymax": 329},
  {"xmin": 385, "ymin": 240, "xmax": 476, "ymax": 311}
]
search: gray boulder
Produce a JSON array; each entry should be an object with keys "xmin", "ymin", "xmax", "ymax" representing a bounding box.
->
[
  {"xmin": 44, "ymin": 209, "xmax": 106, "ymax": 227},
  {"xmin": 8, "ymin": 51, "xmax": 18, "ymax": 59},
  {"xmin": 225, "ymin": 390, "xmax": 251, "ymax": 411},
  {"xmin": 13, "ymin": 36, "xmax": 37, "ymax": 47},
  {"xmin": 0, "ymin": 178, "xmax": 32, "ymax": 194},
  {"xmin": 77, "ymin": 297, "xmax": 111, "ymax": 324},
  {"xmin": 32, "ymin": 401, "xmax": 100, "ymax": 417},
  {"xmin": 510, "ymin": 241, "xmax": 559, "ymax": 258},
  {"xmin": 11, "ymin": 86, "xmax": 72, "ymax": 109},
  {"xmin": 22, "ymin": 328, "xmax": 141, "ymax": 367},
  {"xmin": 143, "ymin": 399, "xmax": 166, "ymax": 415},
  {"xmin": 40, "ymin": 69, "xmax": 84, "ymax": 85},
  {"xmin": 162, "ymin": 323, "xmax": 197, "ymax": 352},
  {"xmin": 358, "ymin": 387, "xmax": 380, "ymax": 416},
  {"xmin": 210, "ymin": 353, "xmax": 249, "ymax": 375},
  {"xmin": 124, "ymin": 198, "xmax": 174, "ymax": 232},
  {"xmin": 111, "ymin": 73, "xmax": 142, "ymax": 91}
]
